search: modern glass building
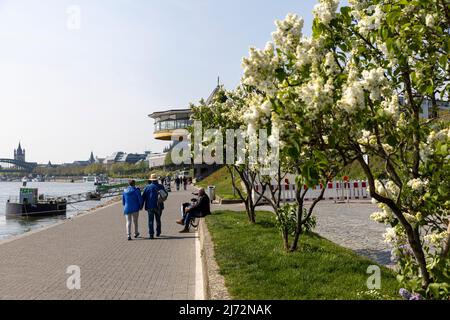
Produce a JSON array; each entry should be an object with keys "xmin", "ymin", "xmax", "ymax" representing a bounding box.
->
[{"xmin": 148, "ymin": 109, "xmax": 193, "ymax": 141}]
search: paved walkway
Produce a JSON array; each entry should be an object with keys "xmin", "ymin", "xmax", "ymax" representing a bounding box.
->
[
  {"xmin": 0, "ymin": 186, "xmax": 201, "ymax": 300},
  {"xmin": 212, "ymin": 200, "xmax": 391, "ymax": 266}
]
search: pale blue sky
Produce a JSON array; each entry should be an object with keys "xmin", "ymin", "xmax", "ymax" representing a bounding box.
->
[{"xmin": 0, "ymin": 0, "xmax": 338, "ymax": 164}]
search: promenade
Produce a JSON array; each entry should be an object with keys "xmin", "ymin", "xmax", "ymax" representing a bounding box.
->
[{"xmin": 0, "ymin": 187, "xmax": 202, "ymax": 300}]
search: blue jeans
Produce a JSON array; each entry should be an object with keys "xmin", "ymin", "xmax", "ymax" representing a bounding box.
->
[
  {"xmin": 184, "ymin": 209, "xmax": 202, "ymax": 229},
  {"xmin": 147, "ymin": 208, "xmax": 162, "ymax": 236}
]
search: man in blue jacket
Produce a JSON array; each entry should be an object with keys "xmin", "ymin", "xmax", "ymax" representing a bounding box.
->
[
  {"xmin": 122, "ymin": 180, "xmax": 143, "ymax": 241},
  {"xmin": 142, "ymin": 174, "xmax": 166, "ymax": 239}
]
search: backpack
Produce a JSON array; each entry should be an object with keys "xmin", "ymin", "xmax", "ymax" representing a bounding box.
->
[{"xmin": 158, "ymin": 188, "xmax": 168, "ymax": 203}]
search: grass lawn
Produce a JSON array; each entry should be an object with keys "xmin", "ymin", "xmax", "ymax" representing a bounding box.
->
[
  {"xmin": 197, "ymin": 166, "xmax": 245, "ymax": 200},
  {"xmin": 206, "ymin": 210, "xmax": 401, "ymax": 300}
]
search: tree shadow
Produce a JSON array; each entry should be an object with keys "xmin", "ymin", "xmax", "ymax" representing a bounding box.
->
[{"xmin": 355, "ymin": 249, "xmax": 392, "ymax": 265}]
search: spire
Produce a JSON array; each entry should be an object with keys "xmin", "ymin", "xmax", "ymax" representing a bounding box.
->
[
  {"xmin": 17, "ymin": 142, "xmax": 22, "ymax": 153},
  {"xmin": 89, "ymin": 151, "xmax": 95, "ymax": 164}
]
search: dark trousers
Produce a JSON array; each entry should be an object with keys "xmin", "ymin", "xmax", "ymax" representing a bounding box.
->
[
  {"xmin": 184, "ymin": 209, "xmax": 202, "ymax": 229},
  {"xmin": 147, "ymin": 208, "xmax": 162, "ymax": 236}
]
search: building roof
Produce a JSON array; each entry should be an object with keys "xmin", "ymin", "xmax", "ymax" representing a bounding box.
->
[{"xmin": 148, "ymin": 109, "xmax": 192, "ymax": 119}]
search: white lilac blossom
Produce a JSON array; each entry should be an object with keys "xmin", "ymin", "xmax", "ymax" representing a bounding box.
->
[
  {"xmin": 298, "ymin": 74, "xmax": 334, "ymax": 115},
  {"xmin": 375, "ymin": 180, "xmax": 400, "ymax": 200},
  {"xmin": 407, "ymin": 178, "xmax": 429, "ymax": 192},
  {"xmin": 242, "ymin": 43, "xmax": 280, "ymax": 94},
  {"xmin": 360, "ymin": 67, "xmax": 386, "ymax": 101},
  {"xmin": 355, "ymin": 4, "xmax": 385, "ymax": 36},
  {"xmin": 381, "ymin": 95, "xmax": 400, "ymax": 119},
  {"xmin": 424, "ymin": 231, "xmax": 449, "ymax": 246},
  {"xmin": 339, "ymin": 81, "xmax": 365, "ymax": 113},
  {"xmin": 296, "ymin": 37, "xmax": 322, "ymax": 69},
  {"xmin": 272, "ymin": 14, "xmax": 304, "ymax": 53},
  {"xmin": 313, "ymin": 0, "xmax": 340, "ymax": 26},
  {"xmin": 425, "ymin": 14, "xmax": 435, "ymax": 28}
]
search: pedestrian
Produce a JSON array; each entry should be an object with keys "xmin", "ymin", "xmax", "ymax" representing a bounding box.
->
[
  {"xmin": 175, "ymin": 176, "xmax": 181, "ymax": 191},
  {"xmin": 122, "ymin": 180, "xmax": 143, "ymax": 241},
  {"xmin": 142, "ymin": 174, "xmax": 167, "ymax": 239},
  {"xmin": 183, "ymin": 176, "xmax": 188, "ymax": 191}
]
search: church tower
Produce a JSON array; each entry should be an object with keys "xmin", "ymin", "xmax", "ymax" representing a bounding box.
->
[
  {"xmin": 14, "ymin": 142, "xmax": 26, "ymax": 162},
  {"xmin": 89, "ymin": 151, "xmax": 95, "ymax": 164}
]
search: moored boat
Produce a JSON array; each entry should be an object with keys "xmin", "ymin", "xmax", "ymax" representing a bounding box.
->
[{"xmin": 5, "ymin": 188, "xmax": 67, "ymax": 217}]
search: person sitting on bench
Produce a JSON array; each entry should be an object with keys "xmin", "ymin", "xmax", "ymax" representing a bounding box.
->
[{"xmin": 177, "ymin": 188, "xmax": 210, "ymax": 233}]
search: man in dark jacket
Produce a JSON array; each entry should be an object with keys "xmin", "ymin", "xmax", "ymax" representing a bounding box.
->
[
  {"xmin": 178, "ymin": 188, "xmax": 210, "ymax": 233},
  {"xmin": 142, "ymin": 174, "xmax": 166, "ymax": 239}
]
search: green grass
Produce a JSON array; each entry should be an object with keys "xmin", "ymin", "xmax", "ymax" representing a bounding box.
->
[
  {"xmin": 197, "ymin": 166, "xmax": 245, "ymax": 200},
  {"xmin": 206, "ymin": 210, "xmax": 401, "ymax": 300}
]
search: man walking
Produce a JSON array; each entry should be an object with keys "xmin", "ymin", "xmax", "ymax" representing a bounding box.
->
[
  {"xmin": 175, "ymin": 176, "xmax": 181, "ymax": 191},
  {"xmin": 122, "ymin": 180, "xmax": 143, "ymax": 241},
  {"xmin": 142, "ymin": 174, "xmax": 166, "ymax": 239}
]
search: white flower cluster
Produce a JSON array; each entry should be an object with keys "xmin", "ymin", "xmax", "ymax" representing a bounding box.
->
[
  {"xmin": 339, "ymin": 81, "xmax": 365, "ymax": 113},
  {"xmin": 370, "ymin": 211, "xmax": 390, "ymax": 223},
  {"xmin": 324, "ymin": 52, "xmax": 338, "ymax": 75},
  {"xmin": 357, "ymin": 129, "xmax": 377, "ymax": 151},
  {"xmin": 298, "ymin": 74, "xmax": 334, "ymax": 116},
  {"xmin": 407, "ymin": 178, "xmax": 429, "ymax": 193},
  {"xmin": 354, "ymin": 4, "xmax": 385, "ymax": 36},
  {"xmin": 313, "ymin": 0, "xmax": 340, "ymax": 26},
  {"xmin": 375, "ymin": 180, "xmax": 400, "ymax": 200},
  {"xmin": 420, "ymin": 128, "xmax": 450, "ymax": 162},
  {"xmin": 424, "ymin": 231, "xmax": 449, "ymax": 247},
  {"xmin": 272, "ymin": 13, "xmax": 304, "ymax": 53},
  {"xmin": 296, "ymin": 37, "xmax": 323, "ymax": 69},
  {"xmin": 242, "ymin": 42, "xmax": 280, "ymax": 95},
  {"xmin": 425, "ymin": 14, "xmax": 436, "ymax": 28},
  {"xmin": 360, "ymin": 67, "xmax": 386, "ymax": 101},
  {"xmin": 380, "ymin": 95, "xmax": 400, "ymax": 119},
  {"xmin": 243, "ymin": 95, "xmax": 272, "ymax": 136}
]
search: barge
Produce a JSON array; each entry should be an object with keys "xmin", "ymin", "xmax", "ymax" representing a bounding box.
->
[{"xmin": 6, "ymin": 188, "xmax": 67, "ymax": 217}]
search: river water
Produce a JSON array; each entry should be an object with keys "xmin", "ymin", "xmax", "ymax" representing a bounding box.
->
[{"xmin": 0, "ymin": 182, "xmax": 111, "ymax": 240}]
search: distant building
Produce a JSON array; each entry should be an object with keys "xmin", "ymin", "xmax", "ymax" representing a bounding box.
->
[
  {"xmin": 89, "ymin": 152, "xmax": 95, "ymax": 164},
  {"xmin": 399, "ymin": 96, "xmax": 450, "ymax": 119},
  {"xmin": 64, "ymin": 152, "xmax": 98, "ymax": 167},
  {"xmin": 14, "ymin": 142, "xmax": 26, "ymax": 162},
  {"xmin": 149, "ymin": 84, "xmax": 221, "ymax": 141},
  {"xmin": 104, "ymin": 152, "xmax": 125, "ymax": 166},
  {"xmin": 148, "ymin": 153, "xmax": 167, "ymax": 169},
  {"xmin": 104, "ymin": 151, "xmax": 148, "ymax": 165}
]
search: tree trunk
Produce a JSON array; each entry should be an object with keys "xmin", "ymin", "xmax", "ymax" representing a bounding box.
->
[
  {"xmin": 357, "ymin": 155, "xmax": 431, "ymax": 289},
  {"xmin": 282, "ymin": 228, "xmax": 290, "ymax": 252},
  {"xmin": 290, "ymin": 196, "xmax": 304, "ymax": 252}
]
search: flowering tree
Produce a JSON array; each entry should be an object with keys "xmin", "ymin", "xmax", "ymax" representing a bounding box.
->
[
  {"xmin": 240, "ymin": 0, "xmax": 449, "ymax": 298},
  {"xmin": 294, "ymin": 0, "xmax": 450, "ymax": 298},
  {"xmin": 241, "ymin": 11, "xmax": 350, "ymax": 252},
  {"xmin": 190, "ymin": 87, "xmax": 266, "ymax": 223}
]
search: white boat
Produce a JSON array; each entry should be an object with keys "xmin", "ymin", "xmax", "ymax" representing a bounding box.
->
[{"xmin": 83, "ymin": 176, "xmax": 96, "ymax": 183}]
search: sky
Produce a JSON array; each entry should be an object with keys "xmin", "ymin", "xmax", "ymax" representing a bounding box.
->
[{"xmin": 0, "ymin": 0, "xmax": 336, "ymax": 164}]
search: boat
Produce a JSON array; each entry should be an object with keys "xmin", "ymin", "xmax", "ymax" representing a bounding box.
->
[{"xmin": 5, "ymin": 188, "xmax": 67, "ymax": 217}]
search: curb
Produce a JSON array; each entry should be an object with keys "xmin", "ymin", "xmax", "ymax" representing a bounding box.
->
[{"xmin": 198, "ymin": 218, "xmax": 231, "ymax": 300}]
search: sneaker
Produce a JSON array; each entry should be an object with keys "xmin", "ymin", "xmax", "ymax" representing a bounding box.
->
[
  {"xmin": 179, "ymin": 228, "xmax": 190, "ymax": 233},
  {"xmin": 156, "ymin": 233, "xmax": 161, "ymax": 237},
  {"xmin": 135, "ymin": 233, "xmax": 140, "ymax": 238},
  {"xmin": 149, "ymin": 235, "xmax": 154, "ymax": 240},
  {"xmin": 127, "ymin": 236, "xmax": 132, "ymax": 241},
  {"xmin": 176, "ymin": 220, "xmax": 184, "ymax": 225}
]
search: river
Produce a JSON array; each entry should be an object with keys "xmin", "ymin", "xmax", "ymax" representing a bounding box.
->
[{"xmin": 0, "ymin": 182, "xmax": 112, "ymax": 240}]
